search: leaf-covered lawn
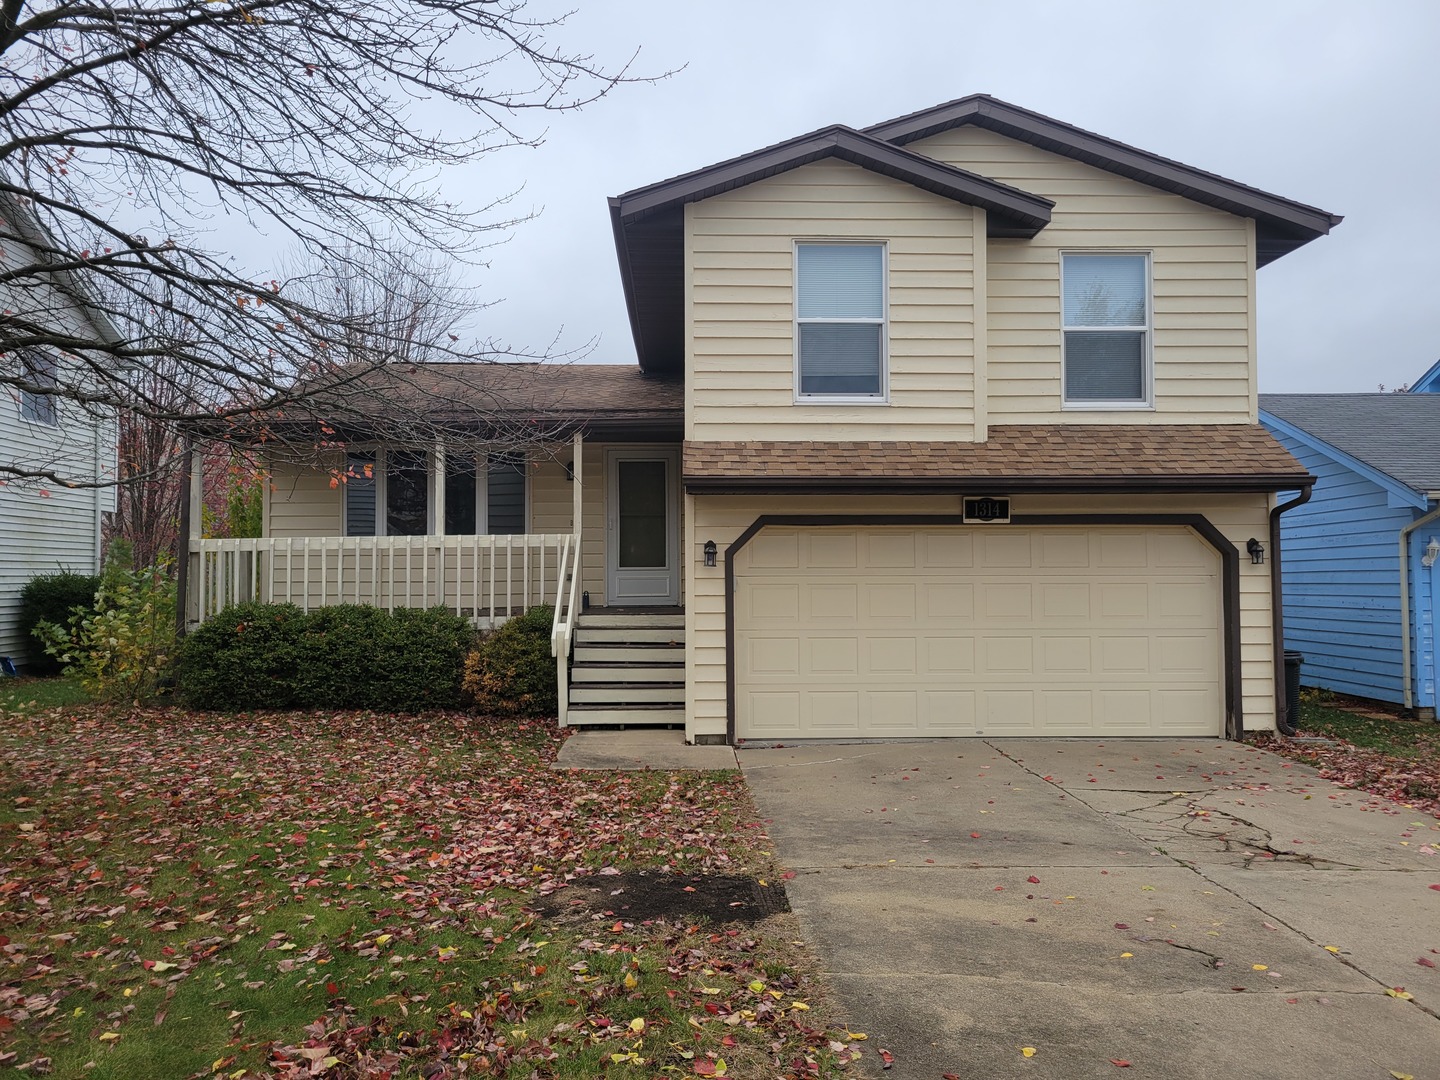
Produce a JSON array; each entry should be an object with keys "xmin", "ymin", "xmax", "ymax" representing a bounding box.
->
[
  {"xmin": 0, "ymin": 705, "xmax": 856, "ymax": 1078},
  {"xmin": 1255, "ymin": 701, "xmax": 1440, "ymax": 820}
]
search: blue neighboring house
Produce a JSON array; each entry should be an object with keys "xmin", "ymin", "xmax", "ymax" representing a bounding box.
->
[
  {"xmin": 1260, "ymin": 393, "xmax": 1440, "ymax": 714},
  {"xmin": 1408, "ymin": 358, "xmax": 1440, "ymax": 393}
]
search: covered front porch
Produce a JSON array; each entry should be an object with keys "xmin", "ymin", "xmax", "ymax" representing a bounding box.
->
[{"xmin": 181, "ymin": 430, "xmax": 687, "ymax": 727}]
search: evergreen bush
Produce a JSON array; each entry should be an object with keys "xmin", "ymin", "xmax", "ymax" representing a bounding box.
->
[
  {"xmin": 462, "ymin": 605, "xmax": 557, "ymax": 717},
  {"xmin": 17, "ymin": 570, "xmax": 101, "ymax": 674}
]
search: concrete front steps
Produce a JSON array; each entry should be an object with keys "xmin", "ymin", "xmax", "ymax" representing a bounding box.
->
[{"xmin": 565, "ymin": 611, "xmax": 684, "ymax": 727}]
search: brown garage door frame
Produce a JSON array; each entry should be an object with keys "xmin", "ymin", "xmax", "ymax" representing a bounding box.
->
[{"xmin": 724, "ymin": 514, "xmax": 1242, "ymax": 744}]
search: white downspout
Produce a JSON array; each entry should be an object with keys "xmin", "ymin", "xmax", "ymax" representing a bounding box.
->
[
  {"xmin": 1399, "ymin": 494, "xmax": 1440, "ymax": 709},
  {"xmin": 92, "ymin": 413, "xmax": 104, "ymax": 572}
]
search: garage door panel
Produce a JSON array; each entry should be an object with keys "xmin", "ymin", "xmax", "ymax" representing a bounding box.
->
[
  {"xmin": 981, "ymin": 582, "xmax": 1034, "ymax": 618},
  {"xmin": 867, "ymin": 637, "xmax": 919, "ymax": 674},
  {"xmin": 1041, "ymin": 582, "xmax": 1091, "ymax": 619},
  {"xmin": 809, "ymin": 583, "xmax": 858, "ymax": 621},
  {"xmin": 865, "ymin": 532, "xmax": 917, "ymax": 568},
  {"xmin": 864, "ymin": 583, "xmax": 917, "ymax": 619},
  {"xmin": 980, "ymin": 690, "xmax": 1037, "ymax": 733},
  {"xmin": 734, "ymin": 526, "xmax": 1222, "ymax": 740},
  {"xmin": 808, "ymin": 692, "xmax": 860, "ymax": 732},
  {"xmin": 981, "ymin": 636, "xmax": 1034, "ymax": 674}
]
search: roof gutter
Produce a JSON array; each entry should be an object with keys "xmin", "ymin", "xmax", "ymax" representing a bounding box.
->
[
  {"xmin": 1399, "ymin": 495, "xmax": 1440, "ymax": 711},
  {"xmin": 684, "ymin": 474, "xmax": 1315, "ymax": 496}
]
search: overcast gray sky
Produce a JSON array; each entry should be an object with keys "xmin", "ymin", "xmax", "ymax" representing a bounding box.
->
[{"xmin": 388, "ymin": 0, "xmax": 1440, "ymax": 392}]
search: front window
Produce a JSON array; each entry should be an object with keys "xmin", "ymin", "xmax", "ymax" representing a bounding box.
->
[
  {"xmin": 443, "ymin": 452, "xmax": 526, "ymax": 535},
  {"xmin": 18, "ymin": 349, "xmax": 59, "ymax": 425},
  {"xmin": 1062, "ymin": 252, "xmax": 1151, "ymax": 406},
  {"xmin": 795, "ymin": 242, "xmax": 886, "ymax": 400}
]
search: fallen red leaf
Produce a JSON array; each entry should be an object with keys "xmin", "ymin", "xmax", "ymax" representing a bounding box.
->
[
  {"xmin": 1027, "ymin": 876, "xmax": 1041, "ymax": 884},
  {"xmin": 1110, "ymin": 1060, "xmax": 1132, "ymax": 1068},
  {"xmin": 1114, "ymin": 923, "xmax": 1130, "ymax": 930}
]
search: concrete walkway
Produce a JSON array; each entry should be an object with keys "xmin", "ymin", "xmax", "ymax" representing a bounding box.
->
[
  {"xmin": 554, "ymin": 728, "xmax": 738, "ymax": 770},
  {"xmin": 741, "ymin": 739, "xmax": 1440, "ymax": 1080}
]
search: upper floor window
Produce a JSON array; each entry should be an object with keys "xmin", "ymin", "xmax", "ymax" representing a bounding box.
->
[
  {"xmin": 18, "ymin": 349, "xmax": 59, "ymax": 425},
  {"xmin": 795, "ymin": 242, "xmax": 886, "ymax": 401},
  {"xmin": 1062, "ymin": 252, "xmax": 1151, "ymax": 407}
]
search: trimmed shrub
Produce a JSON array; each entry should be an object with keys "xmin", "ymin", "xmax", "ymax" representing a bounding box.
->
[
  {"xmin": 177, "ymin": 602, "xmax": 474, "ymax": 713},
  {"xmin": 177, "ymin": 601, "xmax": 306, "ymax": 710},
  {"xmin": 462, "ymin": 605, "xmax": 557, "ymax": 718},
  {"xmin": 35, "ymin": 565, "xmax": 176, "ymax": 703},
  {"xmin": 18, "ymin": 570, "xmax": 101, "ymax": 674}
]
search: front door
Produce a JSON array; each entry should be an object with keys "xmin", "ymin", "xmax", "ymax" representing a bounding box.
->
[{"xmin": 606, "ymin": 448, "xmax": 680, "ymax": 606}]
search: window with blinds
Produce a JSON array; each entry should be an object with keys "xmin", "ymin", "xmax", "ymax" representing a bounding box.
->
[
  {"xmin": 795, "ymin": 242, "xmax": 886, "ymax": 399},
  {"xmin": 1062, "ymin": 252, "xmax": 1150, "ymax": 405}
]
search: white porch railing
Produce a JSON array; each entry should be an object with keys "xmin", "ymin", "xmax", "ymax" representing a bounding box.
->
[{"xmin": 191, "ymin": 533, "xmax": 570, "ymax": 627}]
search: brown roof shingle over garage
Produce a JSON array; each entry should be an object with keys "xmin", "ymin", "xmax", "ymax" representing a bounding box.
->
[{"xmin": 684, "ymin": 425, "xmax": 1312, "ymax": 494}]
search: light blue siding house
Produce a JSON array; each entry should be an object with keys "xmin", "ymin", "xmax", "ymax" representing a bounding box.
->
[{"xmin": 1260, "ymin": 394, "xmax": 1440, "ymax": 713}]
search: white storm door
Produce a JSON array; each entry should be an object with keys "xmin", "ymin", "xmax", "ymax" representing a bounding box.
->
[{"xmin": 605, "ymin": 449, "xmax": 680, "ymax": 605}]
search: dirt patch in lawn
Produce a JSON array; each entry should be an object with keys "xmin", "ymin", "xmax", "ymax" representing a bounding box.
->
[{"xmin": 535, "ymin": 870, "xmax": 791, "ymax": 925}]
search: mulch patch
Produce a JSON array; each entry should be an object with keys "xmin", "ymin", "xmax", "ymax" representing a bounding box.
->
[{"xmin": 534, "ymin": 870, "xmax": 791, "ymax": 925}]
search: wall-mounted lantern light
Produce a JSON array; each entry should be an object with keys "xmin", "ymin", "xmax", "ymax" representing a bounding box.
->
[
  {"xmin": 1246, "ymin": 538, "xmax": 1265, "ymax": 565},
  {"xmin": 1424, "ymin": 537, "xmax": 1440, "ymax": 568},
  {"xmin": 563, "ymin": 459, "xmax": 575, "ymax": 482},
  {"xmin": 703, "ymin": 540, "xmax": 717, "ymax": 567}
]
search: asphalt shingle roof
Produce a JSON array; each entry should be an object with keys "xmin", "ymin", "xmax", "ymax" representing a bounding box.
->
[
  {"xmin": 1260, "ymin": 394, "xmax": 1440, "ymax": 496},
  {"xmin": 684, "ymin": 425, "xmax": 1308, "ymax": 492}
]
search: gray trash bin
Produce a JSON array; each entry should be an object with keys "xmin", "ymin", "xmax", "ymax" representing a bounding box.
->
[{"xmin": 1283, "ymin": 650, "xmax": 1303, "ymax": 730}]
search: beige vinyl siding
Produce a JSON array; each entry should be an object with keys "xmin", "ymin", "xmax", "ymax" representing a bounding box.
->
[
  {"xmin": 909, "ymin": 127, "xmax": 1255, "ymax": 424},
  {"xmin": 265, "ymin": 454, "xmax": 344, "ymax": 537},
  {"xmin": 686, "ymin": 492, "xmax": 1275, "ymax": 742},
  {"xmin": 687, "ymin": 159, "xmax": 978, "ymax": 441}
]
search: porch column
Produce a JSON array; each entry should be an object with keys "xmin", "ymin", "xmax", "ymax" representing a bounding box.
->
[
  {"xmin": 175, "ymin": 437, "xmax": 204, "ymax": 635},
  {"xmin": 572, "ymin": 430, "xmax": 583, "ymax": 538}
]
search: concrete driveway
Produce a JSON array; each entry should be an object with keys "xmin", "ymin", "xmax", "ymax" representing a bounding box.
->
[{"xmin": 740, "ymin": 739, "xmax": 1440, "ymax": 1080}]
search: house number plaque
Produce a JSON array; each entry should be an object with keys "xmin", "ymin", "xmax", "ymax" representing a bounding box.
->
[{"xmin": 963, "ymin": 497, "xmax": 1011, "ymax": 523}]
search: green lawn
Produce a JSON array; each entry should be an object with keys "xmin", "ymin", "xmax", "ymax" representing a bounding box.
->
[
  {"xmin": 0, "ymin": 676, "xmax": 90, "ymax": 714},
  {"xmin": 0, "ymin": 704, "xmax": 855, "ymax": 1078},
  {"xmin": 1256, "ymin": 698, "xmax": 1440, "ymax": 818}
]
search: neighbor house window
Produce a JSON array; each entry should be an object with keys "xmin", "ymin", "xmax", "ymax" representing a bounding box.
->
[
  {"xmin": 444, "ymin": 452, "xmax": 526, "ymax": 535},
  {"xmin": 795, "ymin": 242, "xmax": 886, "ymax": 399},
  {"xmin": 18, "ymin": 349, "xmax": 59, "ymax": 425},
  {"xmin": 1062, "ymin": 252, "xmax": 1151, "ymax": 406}
]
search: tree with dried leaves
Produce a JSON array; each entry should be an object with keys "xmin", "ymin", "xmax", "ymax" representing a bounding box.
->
[{"xmin": 0, "ymin": 0, "xmax": 649, "ymax": 489}]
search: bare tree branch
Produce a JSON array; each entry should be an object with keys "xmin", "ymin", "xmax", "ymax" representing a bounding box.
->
[{"xmin": 0, "ymin": 0, "xmax": 665, "ymax": 489}]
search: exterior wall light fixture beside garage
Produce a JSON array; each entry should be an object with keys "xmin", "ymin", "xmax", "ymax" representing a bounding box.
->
[
  {"xmin": 704, "ymin": 540, "xmax": 717, "ymax": 567},
  {"xmin": 1246, "ymin": 538, "xmax": 1265, "ymax": 565}
]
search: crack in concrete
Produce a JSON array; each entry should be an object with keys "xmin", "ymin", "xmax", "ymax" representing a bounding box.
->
[{"xmin": 985, "ymin": 741, "xmax": 1440, "ymax": 1025}]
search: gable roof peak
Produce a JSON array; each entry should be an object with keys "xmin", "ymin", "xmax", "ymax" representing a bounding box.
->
[{"xmin": 865, "ymin": 94, "xmax": 1341, "ymax": 267}]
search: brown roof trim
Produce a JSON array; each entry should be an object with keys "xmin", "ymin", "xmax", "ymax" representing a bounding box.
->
[
  {"xmin": 610, "ymin": 124, "xmax": 1053, "ymax": 231},
  {"xmin": 610, "ymin": 125, "xmax": 1054, "ymax": 374},
  {"xmin": 685, "ymin": 474, "xmax": 1313, "ymax": 496},
  {"xmin": 863, "ymin": 94, "xmax": 1342, "ymax": 266}
]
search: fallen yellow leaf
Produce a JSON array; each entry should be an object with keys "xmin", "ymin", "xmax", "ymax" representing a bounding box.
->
[
  {"xmin": 1390, "ymin": 1072, "xmax": 1415, "ymax": 1080},
  {"xmin": 1120, "ymin": 952, "xmax": 1134, "ymax": 959},
  {"xmin": 1252, "ymin": 964, "xmax": 1268, "ymax": 971},
  {"xmin": 1021, "ymin": 1046, "xmax": 1037, "ymax": 1057},
  {"xmin": 623, "ymin": 971, "xmax": 638, "ymax": 989},
  {"xmin": 749, "ymin": 979, "xmax": 765, "ymax": 992},
  {"xmin": 1385, "ymin": 988, "xmax": 1413, "ymax": 1000},
  {"xmin": 630, "ymin": 1017, "xmax": 646, "ymax": 1033},
  {"xmin": 1323, "ymin": 946, "xmax": 1340, "ymax": 954},
  {"xmin": 847, "ymin": 1031, "xmax": 868, "ymax": 1041},
  {"xmin": 98, "ymin": 1032, "xmax": 120, "ymax": 1042}
]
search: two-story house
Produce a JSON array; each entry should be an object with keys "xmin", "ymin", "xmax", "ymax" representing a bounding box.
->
[{"xmin": 208, "ymin": 95, "xmax": 1339, "ymax": 744}]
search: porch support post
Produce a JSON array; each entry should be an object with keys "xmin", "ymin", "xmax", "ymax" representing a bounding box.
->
[
  {"xmin": 175, "ymin": 437, "xmax": 203, "ymax": 636},
  {"xmin": 572, "ymin": 430, "xmax": 583, "ymax": 539}
]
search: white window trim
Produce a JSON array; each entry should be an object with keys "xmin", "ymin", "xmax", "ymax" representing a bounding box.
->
[
  {"xmin": 792, "ymin": 239, "xmax": 890, "ymax": 405},
  {"xmin": 1060, "ymin": 250, "xmax": 1155, "ymax": 411},
  {"xmin": 342, "ymin": 447, "xmax": 530, "ymax": 537},
  {"xmin": 17, "ymin": 349, "xmax": 61, "ymax": 427}
]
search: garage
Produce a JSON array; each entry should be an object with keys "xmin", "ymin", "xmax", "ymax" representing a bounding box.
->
[{"xmin": 733, "ymin": 525, "xmax": 1223, "ymax": 739}]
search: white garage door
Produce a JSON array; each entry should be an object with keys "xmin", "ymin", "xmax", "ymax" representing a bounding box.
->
[{"xmin": 734, "ymin": 526, "xmax": 1222, "ymax": 739}]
